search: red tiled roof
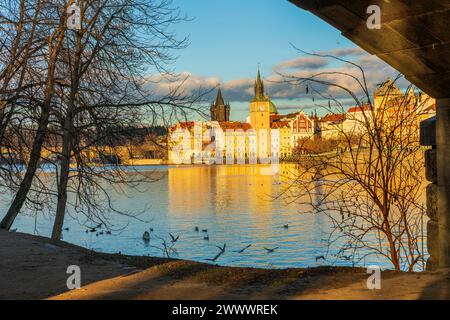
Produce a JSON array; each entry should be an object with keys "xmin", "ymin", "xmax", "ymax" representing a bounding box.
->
[
  {"xmin": 270, "ymin": 115, "xmax": 284, "ymax": 122},
  {"xmin": 321, "ymin": 113, "xmax": 346, "ymax": 122},
  {"xmin": 271, "ymin": 121, "xmax": 290, "ymax": 129},
  {"xmin": 219, "ymin": 121, "xmax": 253, "ymax": 131},
  {"xmin": 281, "ymin": 112, "xmax": 300, "ymax": 119},
  {"xmin": 348, "ymin": 104, "xmax": 371, "ymax": 113}
]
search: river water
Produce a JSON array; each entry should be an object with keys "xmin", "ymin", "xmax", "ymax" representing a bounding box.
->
[{"xmin": 3, "ymin": 164, "xmax": 422, "ymax": 269}]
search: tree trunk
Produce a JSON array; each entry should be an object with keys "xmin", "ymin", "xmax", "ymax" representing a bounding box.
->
[
  {"xmin": 384, "ymin": 218, "xmax": 400, "ymax": 271},
  {"xmin": 51, "ymin": 27, "xmax": 82, "ymax": 240},
  {"xmin": 51, "ymin": 115, "xmax": 73, "ymax": 240},
  {"xmin": 0, "ymin": 24, "xmax": 65, "ymax": 230},
  {"xmin": 0, "ymin": 108, "xmax": 50, "ymax": 230}
]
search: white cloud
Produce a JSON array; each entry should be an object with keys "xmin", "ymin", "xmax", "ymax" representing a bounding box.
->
[
  {"xmin": 318, "ymin": 47, "xmax": 366, "ymax": 57},
  {"xmin": 144, "ymin": 47, "xmax": 410, "ymax": 106},
  {"xmin": 273, "ymin": 56, "xmax": 329, "ymax": 72}
]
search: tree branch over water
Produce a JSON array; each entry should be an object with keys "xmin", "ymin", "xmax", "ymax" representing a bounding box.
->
[
  {"xmin": 0, "ymin": 0, "xmax": 211, "ymax": 239},
  {"xmin": 275, "ymin": 50, "xmax": 429, "ymax": 271}
]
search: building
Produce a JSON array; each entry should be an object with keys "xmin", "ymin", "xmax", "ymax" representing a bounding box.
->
[
  {"xmin": 318, "ymin": 113, "xmax": 346, "ymax": 139},
  {"xmin": 168, "ymin": 68, "xmax": 317, "ymax": 164},
  {"xmin": 218, "ymin": 122, "xmax": 254, "ymax": 162},
  {"xmin": 373, "ymin": 78, "xmax": 403, "ymax": 110},
  {"xmin": 271, "ymin": 112, "xmax": 316, "ymax": 147},
  {"xmin": 168, "ymin": 74, "xmax": 438, "ymax": 165},
  {"xmin": 210, "ymin": 88, "xmax": 230, "ymax": 122},
  {"xmin": 249, "ymin": 67, "xmax": 279, "ymax": 160},
  {"xmin": 344, "ymin": 81, "xmax": 435, "ymax": 136},
  {"xmin": 342, "ymin": 105, "xmax": 371, "ymax": 136},
  {"xmin": 271, "ymin": 121, "xmax": 292, "ymax": 158}
]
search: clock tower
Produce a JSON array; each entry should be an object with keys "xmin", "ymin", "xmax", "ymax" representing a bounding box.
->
[{"xmin": 249, "ymin": 67, "xmax": 277, "ymax": 161}]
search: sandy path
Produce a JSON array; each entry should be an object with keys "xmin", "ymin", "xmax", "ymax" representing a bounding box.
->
[
  {"xmin": 0, "ymin": 230, "xmax": 162, "ymax": 300},
  {"xmin": 1, "ymin": 230, "xmax": 449, "ymax": 300},
  {"xmin": 51, "ymin": 260, "xmax": 450, "ymax": 300}
]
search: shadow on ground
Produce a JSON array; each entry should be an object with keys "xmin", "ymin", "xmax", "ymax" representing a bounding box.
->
[{"xmin": 2, "ymin": 230, "xmax": 449, "ymax": 300}]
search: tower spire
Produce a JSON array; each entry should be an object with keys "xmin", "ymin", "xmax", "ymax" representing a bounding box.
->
[
  {"xmin": 211, "ymin": 86, "xmax": 230, "ymax": 122},
  {"xmin": 254, "ymin": 64, "xmax": 265, "ymax": 101},
  {"xmin": 257, "ymin": 63, "xmax": 261, "ymax": 82},
  {"xmin": 215, "ymin": 86, "xmax": 225, "ymax": 106}
]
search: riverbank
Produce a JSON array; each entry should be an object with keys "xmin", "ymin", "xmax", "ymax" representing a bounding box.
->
[{"xmin": 1, "ymin": 229, "xmax": 449, "ymax": 300}]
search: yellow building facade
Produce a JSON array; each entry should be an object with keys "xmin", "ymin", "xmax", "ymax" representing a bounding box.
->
[{"xmin": 249, "ymin": 68, "xmax": 279, "ymax": 160}]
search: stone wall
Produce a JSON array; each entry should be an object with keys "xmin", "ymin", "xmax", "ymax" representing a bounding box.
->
[
  {"xmin": 421, "ymin": 117, "xmax": 438, "ymax": 270},
  {"xmin": 425, "ymin": 149, "xmax": 438, "ymax": 270}
]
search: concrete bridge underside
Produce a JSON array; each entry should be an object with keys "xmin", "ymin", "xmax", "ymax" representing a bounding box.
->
[{"xmin": 290, "ymin": 0, "xmax": 450, "ymax": 268}]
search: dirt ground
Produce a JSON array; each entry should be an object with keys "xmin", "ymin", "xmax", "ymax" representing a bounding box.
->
[{"xmin": 1, "ymin": 229, "xmax": 449, "ymax": 300}]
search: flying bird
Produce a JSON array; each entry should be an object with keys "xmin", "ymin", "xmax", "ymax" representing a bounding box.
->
[
  {"xmin": 207, "ymin": 244, "xmax": 226, "ymax": 262},
  {"xmin": 216, "ymin": 244, "xmax": 226, "ymax": 252},
  {"xmin": 169, "ymin": 233, "xmax": 180, "ymax": 243},
  {"xmin": 264, "ymin": 247, "xmax": 279, "ymax": 253},
  {"xmin": 206, "ymin": 251, "xmax": 223, "ymax": 262},
  {"xmin": 234, "ymin": 244, "xmax": 252, "ymax": 253},
  {"xmin": 316, "ymin": 255, "xmax": 326, "ymax": 262},
  {"xmin": 204, "ymin": 235, "xmax": 210, "ymax": 241}
]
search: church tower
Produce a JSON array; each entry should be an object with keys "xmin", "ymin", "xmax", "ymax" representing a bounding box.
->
[
  {"xmin": 250, "ymin": 68, "xmax": 271, "ymax": 131},
  {"xmin": 249, "ymin": 67, "xmax": 277, "ymax": 161},
  {"xmin": 210, "ymin": 87, "xmax": 231, "ymax": 122}
]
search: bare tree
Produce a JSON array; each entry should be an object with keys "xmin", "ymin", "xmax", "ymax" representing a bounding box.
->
[
  {"xmin": 278, "ymin": 52, "xmax": 429, "ymax": 271},
  {"xmin": 0, "ymin": 0, "xmax": 210, "ymax": 238},
  {"xmin": 0, "ymin": 0, "xmax": 68, "ymax": 230}
]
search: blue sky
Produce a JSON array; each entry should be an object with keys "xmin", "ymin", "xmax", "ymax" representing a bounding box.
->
[
  {"xmin": 171, "ymin": 0, "xmax": 353, "ymax": 80},
  {"xmin": 150, "ymin": 0, "xmax": 404, "ymax": 121}
]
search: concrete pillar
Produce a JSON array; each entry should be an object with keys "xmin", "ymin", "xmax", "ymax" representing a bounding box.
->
[
  {"xmin": 437, "ymin": 98, "xmax": 450, "ymax": 268},
  {"xmin": 421, "ymin": 117, "xmax": 438, "ymax": 270},
  {"xmin": 425, "ymin": 151, "xmax": 438, "ymax": 270}
]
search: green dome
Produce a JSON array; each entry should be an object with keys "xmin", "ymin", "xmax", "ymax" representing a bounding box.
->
[{"xmin": 269, "ymin": 101, "xmax": 278, "ymax": 114}]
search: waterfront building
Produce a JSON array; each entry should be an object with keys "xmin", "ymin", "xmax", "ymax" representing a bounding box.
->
[
  {"xmin": 318, "ymin": 113, "xmax": 346, "ymax": 139},
  {"xmin": 271, "ymin": 121, "xmax": 292, "ymax": 158},
  {"xmin": 168, "ymin": 70, "xmax": 436, "ymax": 165}
]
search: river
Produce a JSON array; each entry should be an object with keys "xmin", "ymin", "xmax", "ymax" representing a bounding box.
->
[{"xmin": 2, "ymin": 164, "xmax": 421, "ymax": 269}]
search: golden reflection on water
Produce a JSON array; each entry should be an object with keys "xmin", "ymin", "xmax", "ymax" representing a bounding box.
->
[{"xmin": 168, "ymin": 165, "xmax": 293, "ymax": 217}]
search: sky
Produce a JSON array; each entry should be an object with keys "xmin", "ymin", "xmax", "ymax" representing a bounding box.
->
[{"xmin": 148, "ymin": 0, "xmax": 409, "ymax": 122}]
